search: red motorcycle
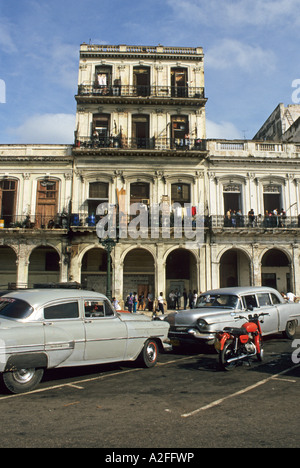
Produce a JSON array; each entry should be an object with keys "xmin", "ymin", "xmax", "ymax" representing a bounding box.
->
[{"xmin": 215, "ymin": 312, "xmax": 269, "ymax": 370}]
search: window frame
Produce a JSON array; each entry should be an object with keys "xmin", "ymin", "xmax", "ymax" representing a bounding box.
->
[
  {"xmin": 43, "ymin": 300, "xmax": 80, "ymax": 320},
  {"xmin": 84, "ymin": 299, "xmax": 115, "ymax": 319}
]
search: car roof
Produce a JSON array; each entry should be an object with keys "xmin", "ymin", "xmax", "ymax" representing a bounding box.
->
[
  {"xmin": 1, "ymin": 289, "xmax": 107, "ymax": 307},
  {"xmin": 201, "ymin": 286, "xmax": 279, "ymax": 296}
]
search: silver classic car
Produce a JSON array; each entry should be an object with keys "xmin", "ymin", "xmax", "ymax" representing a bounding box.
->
[
  {"xmin": 165, "ymin": 286, "xmax": 300, "ymax": 347},
  {"xmin": 0, "ymin": 289, "xmax": 170, "ymax": 394}
]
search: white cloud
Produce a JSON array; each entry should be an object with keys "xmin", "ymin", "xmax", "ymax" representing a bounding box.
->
[
  {"xmin": 166, "ymin": 0, "xmax": 300, "ymax": 28},
  {"xmin": 44, "ymin": 42, "xmax": 79, "ymax": 90},
  {"xmin": 8, "ymin": 113, "xmax": 76, "ymax": 144},
  {"xmin": 205, "ymin": 39, "xmax": 276, "ymax": 73},
  {"xmin": 206, "ymin": 119, "xmax": 243, "ymax": 140},
  {"xmin": 0, "ymin": 20, "xmax": 17, "ymax": 53}
]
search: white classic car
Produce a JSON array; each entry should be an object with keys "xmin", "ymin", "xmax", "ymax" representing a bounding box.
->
[
  {"xmin": 165, "ymin": 286, "xmax": 300, "ymax": 347},
  {"xmin": 0, "ymin": 289, "xmax": 170, "ymax": 394}
]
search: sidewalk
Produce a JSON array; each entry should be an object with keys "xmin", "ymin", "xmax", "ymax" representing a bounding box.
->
[{"xmin": 127, "ymin": 308, "xmax": 180, "ymax": 318}]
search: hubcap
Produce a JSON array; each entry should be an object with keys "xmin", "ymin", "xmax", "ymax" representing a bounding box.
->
[
  {"xmin": 147, "ymin": 343, "xmax": 157, "ymax": 362},
  {"xmin": 12, "ymin": 368, "xmax": 35, "ymax": 384}
]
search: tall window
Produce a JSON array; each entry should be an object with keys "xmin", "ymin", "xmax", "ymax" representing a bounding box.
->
[
  {"xmin": 133, "ymin": 66, "xmax": 150, "ymax": 96},
  {"xmin": 0, "ymin": 179, "xmax": 18, "ymax": 227},
  {"xmin": 171, "ymin": 116, "xmax": 189, "ymax": 148},
  {"xmin": 223, "ymin": 183, "xmax": 242, "ymax": 214},
  {"xmin": 263, "ymin": 185, "xmax": 282, "ymax": 213},
  {"xmin": 130, "ymin": 182, "xmax": 150, "ymax": 205},
  {"xmin": 132, "ymin": 115, "xmax": 150, "ymax": 148},
  {"xmin": 88, "ymin": 182, "xmax": 109, "ymax": 217},
  {"xmin": 171, "ymin": 68, "xmax": 188, "ymax": 97},
  {"xmin": 95, "ymin": 65, "xmax": 112, "ymax": 94},
  {"xmin": 171, "ymin": 183, "xmax": 191, "ymax": 206},
  {"xmin": 36, "ymin": 179, "xmax": 58, "ymax": 228},
  {"xmin": 92, "ymin": 114, "xmax": 110, "ymax": 145}
]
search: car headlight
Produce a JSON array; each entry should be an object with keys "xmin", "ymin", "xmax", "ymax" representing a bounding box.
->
[{"xmin": 197, "ymin": 319, "xmax": 208, "ymax": 331}]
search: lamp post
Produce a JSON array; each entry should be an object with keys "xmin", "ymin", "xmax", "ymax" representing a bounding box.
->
[{"xmin": 99, "ymin": 237, "xmax": 117, "ymax": 301}]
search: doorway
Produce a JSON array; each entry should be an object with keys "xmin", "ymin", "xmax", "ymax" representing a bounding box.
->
[
  {"xmin": 133, "ymin": 66, "xmax": 150, "ymax": 96},
  {"xmin": 132, "ymin": 115, "xmax": 149, "ymax": 148},
  {"xmin": 171, "ymin": 68, "xmax": 188, "ymax": 97},
  {"xmin": 0, "ymin": 179, "xmax": 17, "ymax": 227},
  {"xmin": 36, "ymin": 180, "xmax": 58, "ymax": 228}
]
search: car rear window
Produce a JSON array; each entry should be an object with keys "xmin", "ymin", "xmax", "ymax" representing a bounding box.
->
[{"xmin": 0, "ymin": 298, "xmax": 34, "ymax": 319}]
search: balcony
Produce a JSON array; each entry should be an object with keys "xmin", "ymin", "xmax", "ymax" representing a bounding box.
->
[
  {"xmin": 74, "ymin": 136, "xmax": 207, "ymax": 153},
  {"xmin": 0, "ymin": 214, "xmax": 69, "ymax": 230},
  {"xmin": 76, "ymin": 85, "xmax": 206, "ymax": 106},
  {"xmin": 69, "ymin": 210, "xmax": 209, "ymax": 241},
  {"xmin": 209, "ymin": 215, "xmax": 300, "ymax": 233}
]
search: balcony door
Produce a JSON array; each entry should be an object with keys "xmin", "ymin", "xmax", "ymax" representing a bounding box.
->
[
  {"xmin": 133, "ymin": 66, "xmax": 150, "ymax": 96},
  {"xmin": 36, "ymin": 180, "xmax": 58, "ymax": 228},
  {"xmin": 171, "ymin": 115, "xmax": 189, "ymax": 148},
  {"xmin": 132, "ymin": 115, "xmax": 149, "ymax": 148},
  {"xmin": 0, "ymin": 179, "xmax": 18, "ymax": 227},
  {"xmin": 92, "ymin": 114, "xmax": 110, "ymax": 146},
  {"xmin": 95, "ymin": 65, "xmax": 112, "ymax": 94},
  {"xmin": 171, "ymin": 68, "xmax": 188, "ymax": 97}
]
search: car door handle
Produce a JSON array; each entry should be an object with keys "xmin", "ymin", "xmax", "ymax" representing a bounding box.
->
[
  {"xmin": 43, "ymin": 322, "xmax": 53, "ymax": 326},
  {"xmin": 84, "ymin": 319, "xmax": 92, "ymax": 324}
]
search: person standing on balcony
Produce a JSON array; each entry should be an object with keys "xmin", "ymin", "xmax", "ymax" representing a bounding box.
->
[{"xmin": 248, "ymin": 209, "xmax": 255, "ymax": 227}]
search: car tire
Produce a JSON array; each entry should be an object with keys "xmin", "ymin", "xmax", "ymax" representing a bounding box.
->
[
  {"xmin": 283, "ymin": 320, "xmax": 297, "ymax": 340},
  {"xmin": 1, "ymin": 368, "xmax": 44, "ymax": 394},
  {"xmin": 139, "ymin": 339, "xmax": 159, "ymax": 368}
]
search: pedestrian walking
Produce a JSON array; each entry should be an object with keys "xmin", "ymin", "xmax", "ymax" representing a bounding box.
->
[
  {"xmin": 112, "ymin": 297, "xmax": 121, "ymax": 311},
  {"xmin": 128, "ymin": 293, "xmax": 133, "ymax": 313},
  {"xmin": 188, "ymin": 289, "xmax": 194, "ymax": 308},
  {"xmin": 147, "ymin": 291, "xmax": 153, "ymax": 312},
  {"xmin": 174, "ymin": 288, "xmax": 181, "ymax": 309},
  {"xmin": 183, "ymin": 288, "xmax": 187, "ymax": 309},
  {"xmin": 133, "ymin": 292, "xmax": 138, "ymax": 313},
  {"xmin": 158, "ymin": 292, "xmax": 164, "ymax": 315}
]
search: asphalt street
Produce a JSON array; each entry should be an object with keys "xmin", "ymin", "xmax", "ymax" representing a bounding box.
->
[{"xmin": 0, "ymin": 328, "xmax": 299, "ymax": 450}]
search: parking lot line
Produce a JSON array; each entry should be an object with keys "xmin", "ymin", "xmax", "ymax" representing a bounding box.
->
[
  {"xmin": 0, "ymin": 367, "xmax": 142, "ymax": 401},
  {"xmin": 157, "ymin": 355, "xmax": 202, "ymax": 366},
  {"xmin": 181, "ymin": 363, "xmax": 300, "ymax": 418},
  {"xmin": 0, "ymin": 355, "xmax": 199, "ymax": 401}
]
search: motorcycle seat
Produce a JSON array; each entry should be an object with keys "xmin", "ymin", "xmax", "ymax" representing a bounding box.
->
[{"xmin": 224, "ymin": 327, "xmax": 248, "ymax": 336}]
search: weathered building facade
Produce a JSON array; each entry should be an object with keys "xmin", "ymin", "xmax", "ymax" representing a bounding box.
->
[{"xmin": 0, "ymin": 44, "xmax": 300, "ymax": 305}]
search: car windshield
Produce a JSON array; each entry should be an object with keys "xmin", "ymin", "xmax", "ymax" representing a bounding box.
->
[
  {"xmin": 0, "ymin": 298, "xmax": 34, "ymax": 319},
  {"xmin": 196, "ymin": 294, "xmax": 239, "ymax": 309}
]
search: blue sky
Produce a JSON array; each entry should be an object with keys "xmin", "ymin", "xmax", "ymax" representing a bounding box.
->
[{"xmin": 0, "ymin": 0, "xmax": 299, "ymax": 143}]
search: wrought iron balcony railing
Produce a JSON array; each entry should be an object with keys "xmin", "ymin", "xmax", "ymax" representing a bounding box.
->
[
  {"xmin": 75, "ymin": 136, "xmax": 207, "ymax": 151},
  {"xmin": 209, "ymin": 215, "xmax": 300, "ymax": 229},
  {"xmin": 0, "ymin": 214, "xmax": 69, "ymax": 230},
  {"xmin": 77, "ymin": 84, "xmax": 205, "ymax": 99}
]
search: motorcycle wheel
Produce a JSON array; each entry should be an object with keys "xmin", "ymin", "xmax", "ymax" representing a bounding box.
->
[
  {"xmin": 219, "ymin": 340, "xmax": 237, "ymax": 371},
  {"xmin": 257, "ymin": 337, "xmax": 264, "ymax": 362}
]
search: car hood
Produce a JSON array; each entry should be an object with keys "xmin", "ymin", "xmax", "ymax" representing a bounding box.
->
[{"xmin": 165, "ymin": 308, "xmax": 235, "ymax": 326}]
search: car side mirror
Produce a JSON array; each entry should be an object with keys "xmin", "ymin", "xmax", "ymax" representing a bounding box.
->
[{"xmin": 247, "ymin": 305, "xmax": 253, "ymax": 311}]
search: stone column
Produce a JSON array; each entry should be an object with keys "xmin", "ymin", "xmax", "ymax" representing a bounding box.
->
[
  {"xmin": 210, "ymin": 244, "xmax": 219, "ymax": 289},
  {"xmin": 291, "ymin": 244, "xmax": 300, "ymax": 295},
  {"xmin": 252, "ymin": 244, "xmax": 261, "ymax": 286},
  {"xmin": 113, "ymin": 243, "xmax": 124, "ymax": 304},
  {"xmin": 16, "ymin": 245, "xmax": 30, "ymax": 288},
  {"xmin": 155, "ymin": 244, "xmax": 165, "ymax": 300}
]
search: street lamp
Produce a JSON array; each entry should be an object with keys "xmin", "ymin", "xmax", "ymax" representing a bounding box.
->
[{"xmin": 99, "ymin": 237, "xmax": 117, "ymax": 301}]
